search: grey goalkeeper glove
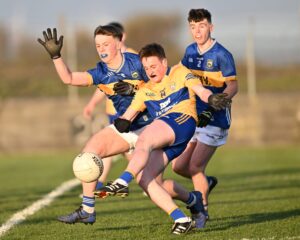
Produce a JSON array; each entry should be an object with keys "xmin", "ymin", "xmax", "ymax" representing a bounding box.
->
[
  {"xmin": 208, "ymin": 93, "xmax": 231, "ymax": 111},
  {"xmin": 113, "ymin": 80, "xmax": 135, "ymax": 96},
  {"xmin": 37, "ymin": 28, "xmax": 63, "ymax": 59}
]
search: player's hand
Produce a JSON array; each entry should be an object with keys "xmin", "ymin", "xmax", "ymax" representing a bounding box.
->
[
  {"xmin": 208, "ymin": 93, "xmax": 231, "ymax": 111},
  {"xmin": 114, "ymin": 118, "xmax": 131, "ymax": 133},
  {"xmin": 37, "ymin": 28, "xmax": 63, "ymax": 59},
  {"xmin": 113, "ymin": 81, "xmax": 135, "ymax": 96},
  {"xmin": 197, "ymin": 107, "xmax": 214, "ymax": 128},
  {"xmin": 83, "ymin": 105, "xmax": 94, "ymax": 120}
]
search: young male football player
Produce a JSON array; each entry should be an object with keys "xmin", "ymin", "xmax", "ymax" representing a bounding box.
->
[
  {"xmin": 38, "ymin": 24, "xmax": 153, "ymax": 224},
  {"xmin": 98, "ymin": 43, "xmax": 230, "ymax": 234},
  {"xmin": 82, "ymin": 22, "xmax": 137, "ymax": 191},
  {"xmin": 171, "ymin": 8, "xmax": 238, "ymax": 219}
]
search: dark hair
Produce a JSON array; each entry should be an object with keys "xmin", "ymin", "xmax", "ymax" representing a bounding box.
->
[
  {"xmin": 139, "ymin": 43, "xmax": 166, "ymax": 60},
  {"xmin": 188, "ymin": 9, "xmax": 212, "ymax": 23},
  {"xmin": 93, "ymin": 24, "xmax": 122, "ymax": 40},
  {"xmin": 108, "ymin": 22, "xmax": 124, "ymax": 33}
]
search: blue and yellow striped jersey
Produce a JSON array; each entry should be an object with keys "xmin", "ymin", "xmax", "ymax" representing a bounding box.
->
[
  {"xmin": 129, "ymin": 65, "xmax": 200, "ymax": 121},
  {"xmin": 87, "ymin": 52, "xmax": 153, "ymax": 130},
  {"xmin": 105, "ymin": 98, "xmax": 117, "ymax": 116},
  {"xmin": 104, "ymin": 48, "xmax": 137, "ymax": 116},
  {"xmin": 181, "ymin": 40, "xmax": 237, "ymax": 129}
]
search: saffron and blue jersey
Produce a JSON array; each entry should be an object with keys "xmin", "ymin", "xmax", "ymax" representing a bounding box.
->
[
  {"xmin": 129, "ymin": 64, "xmax": 200, "ymax": 161},
  {"xmin": 105, "ymin": 48, "xmax": 138, "ymax": 121},
  {"xmin": 129, "ymin": 65, "xmax": 200, "ymax": 121},
  {"xmin": 181, "ymin": 40, "xmax": 237, "ymax": 129},
  {"xmin": 87, "ymin": 52, "xmax": 153, "ymax": 130}
]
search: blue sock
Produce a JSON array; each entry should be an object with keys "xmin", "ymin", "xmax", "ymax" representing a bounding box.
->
[
  {"xmin": 185, "ymin": 192, "xmax": 195, "ymax": 205},
  {"xmin": 170, "ymin": 208, "xmax": 186, "ymax": 221},
  {"xmin": 96, "ymin": 181, "xmax": 103, "ymax": 190},
  {"xmin": 119, "ymin": 171, "xmax": 134, "ymax": 184},
  {"xmin": 82, "ymin": 196, "xmax": 95, "ymax": 208}
]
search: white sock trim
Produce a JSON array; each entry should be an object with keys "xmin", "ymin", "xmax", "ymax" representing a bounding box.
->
[
  {"xmin": 115, "ymin": 178, "xmax": 128, "ymax": 186},
  {"xmin": 175, "ymin": 217, "xmax": 190, "ymax": 223},
  {"xmin": 82, "ymin": 205, "xmax": 94, "ymax": 214}
]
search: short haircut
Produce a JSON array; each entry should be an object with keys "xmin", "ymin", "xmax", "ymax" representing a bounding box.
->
[
  {"xmin": 93, "ymin": 24, "xmax": 123, "ymax": 41},
  {"xmin": 188, "ymin": 9, "xmax": 212, "ymax": 23},
  {"xmin": 108, "ymin": 22, "xmax": 124, "ymax": 33},
  {"xmin": 139, "ymin": 43, "xmax": 166, "ymax": 60}
]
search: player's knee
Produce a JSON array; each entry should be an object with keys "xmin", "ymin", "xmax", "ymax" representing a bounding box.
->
[
  {"xmin": 138, "ymin": 175, "xmax": 151, "ymax": 190},
  {"xmin": 135, "ymin": 135, "xmax": 154, "ymax": 151},
  {"xmin": 171, "ymin": 161, "xmax": 185, "ymax": 175},
  {"xmin": 161, "ymin": 179, "xmax": 173, "ymax": 192},
  {"xmin": 189, "ymin": 161, "xmax": 205, "ymax": 175}
]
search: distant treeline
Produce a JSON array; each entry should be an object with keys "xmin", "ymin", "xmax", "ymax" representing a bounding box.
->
[{"xmin": 0, "ymin": 14, "xmax": 299, "ymax": 98}]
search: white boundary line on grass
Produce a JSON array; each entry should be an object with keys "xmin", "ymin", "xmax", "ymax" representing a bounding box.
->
[{"xmin": 0, "ymin": 178, "xmax": 80, "ymax": 238}]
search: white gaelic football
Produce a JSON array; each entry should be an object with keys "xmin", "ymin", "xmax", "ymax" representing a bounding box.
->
[{"xmin": 72, "ymin": 152, "xmax": 104, "ymax": 183}]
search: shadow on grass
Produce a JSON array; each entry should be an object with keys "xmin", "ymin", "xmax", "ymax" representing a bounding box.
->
[
  {"xmin": 212, "ymin": 195, "xmax": 300, "ymax": 205},
  {"xmin": 95, "ymin": 222, "xmax": 169, "ymax": 232},
  {"xmin": 205, "ymin": 208, "xmax": 300, "ymax": 232},
  {"xmin": 219, "ymin": 168, "xmax": 300, "ymax": 181},
  {"xmin": 211, "ymin": 168, "xmax": 300, "ymax": 194}
]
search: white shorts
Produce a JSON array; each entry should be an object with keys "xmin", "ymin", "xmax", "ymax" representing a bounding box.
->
[
  {"xmin": 109, "ymin": 124, "xmax": 146, "ymax": 152},
  {"xmin": 190, "ymin": 125, "xmax": 228, "ymax": 147}
]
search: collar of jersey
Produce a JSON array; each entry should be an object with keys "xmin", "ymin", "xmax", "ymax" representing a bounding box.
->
[
  {"xmin": 107, "ymin": 53, "xmax": 125, "ymax": 73},
  {"xmin": 197, "ymin": 39, "xmax": 217, "ymax": 55}
]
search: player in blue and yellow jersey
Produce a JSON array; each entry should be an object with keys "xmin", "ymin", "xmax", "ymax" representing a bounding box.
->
[
  {"xmin": 82, "ymin": 22, "xmax": 138, "ymax": 192},
  {"xmin": 38, "ymin": 24, "xmax": 152, "ymax": 225},
  {"xmin": 97, "ymin": 43, "xmax": 230, "ymax": 234},
  {"xmin": 83, "ymin": 21, "xmax": 137, "ymax": 125},
  {"xmin": 170, "ymin": 9, "xmax": 238, "ymax": 221}
]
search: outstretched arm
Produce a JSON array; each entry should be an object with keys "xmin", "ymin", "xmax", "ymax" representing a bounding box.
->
[
  {"xmin": 192, "ymin": 84, "xmax": 231, "ymax": 111},
  {"xmin": 53, "ymin": 58, "xmax": 91, "ymax": 86},
  {"xmin": 38, "ymin": 28, "xmax": 91, "ymax": 86}
]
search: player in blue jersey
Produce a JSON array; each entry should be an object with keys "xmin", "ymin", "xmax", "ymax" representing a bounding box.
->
[
  {"xmin": 97, "ymin": 43, "xmax": 231, "ymax": 234},
  {"xmin": 170, "ymin": 9, "xmax": 238, "ymax": 220},
  {"xmin": 37, "ymin": 24, "xmax": 153, "ymax": 225},
  {"xmin": 82, "ymin": 22, "xmax": 138, "ymax": 192}
]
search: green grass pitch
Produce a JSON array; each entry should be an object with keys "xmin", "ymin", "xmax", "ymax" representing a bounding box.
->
[{"xmin": 0, "ymin": 146, "xmax": 299, "ymax": 240}]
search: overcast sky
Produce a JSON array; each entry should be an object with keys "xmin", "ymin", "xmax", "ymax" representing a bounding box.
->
[{"xmin": 1, "ymin": 0, "xmax": 300, "ymax": 64}]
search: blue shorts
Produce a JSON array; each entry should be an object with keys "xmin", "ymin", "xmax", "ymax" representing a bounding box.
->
[{"xmin": 159, "ymin": 112, "xmax": 196, "ymax": 161}]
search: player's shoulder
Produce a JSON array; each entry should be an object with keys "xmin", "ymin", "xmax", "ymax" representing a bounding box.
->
[
  {"xmin": 213, "ymin": 41, "xmax": 234, "ymax": 58},
  {"xmin": 91, "ymin": 61, "xmax": 107, "ymax": 75},
  {"xmin": 169, "ymin": 64, "xmax": 194, "ymax": 82},
  {"xmin": 184, "ymin": 42, "xmax": 198, "ymax": 54},
  {"xmin": 124, "ymin": 51, "xmax": 140, "ymax": 60},
  {"xmin": 170, "ymin": 64, "xmax": 190, "ymax": 75},
  {"xmin": 123, "ymin": 52, "xmax": 143, "ymax": 66}
]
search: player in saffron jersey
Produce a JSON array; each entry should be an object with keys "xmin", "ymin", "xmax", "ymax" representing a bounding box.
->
[
  {"xmin": 38, "ymin": 24, "xmax": 153, "ymax": 225},
  {"xmin": 171, "ymin": 9, "xmax": 238, "ymax": 220},
  {"xmin": 82, "ymin": 22, "xmax": 137, "ymax": 191},
  {"xmin": 98, "ymin": 43, "xmax": 230, "ymax": 234}
]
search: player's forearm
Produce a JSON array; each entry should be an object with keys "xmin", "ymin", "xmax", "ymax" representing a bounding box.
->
[
  {"xmin": 122, "ymin": 108, "xmax": 139, "ymax": 122},
  {"xmin": 223, "ymin": 80, "xmax": 238, "ymax": 99},
  {"xmin": 192, "ymin": 84, "xmax": 231, "ymax": 110},
  {"xmin": 53, "ymin": 58, "xmax": 89, "ymax": 86},
  {"xmin": 192, "ymin": 84, "xmax": 212, "ymax": 103},
  {"xmin": 88, "ymin": 90, "xmax": 105, "ymax": 106},
  {"xmin": 53, "ymin": 58, "xmax": 73, "ymax": 84}
]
